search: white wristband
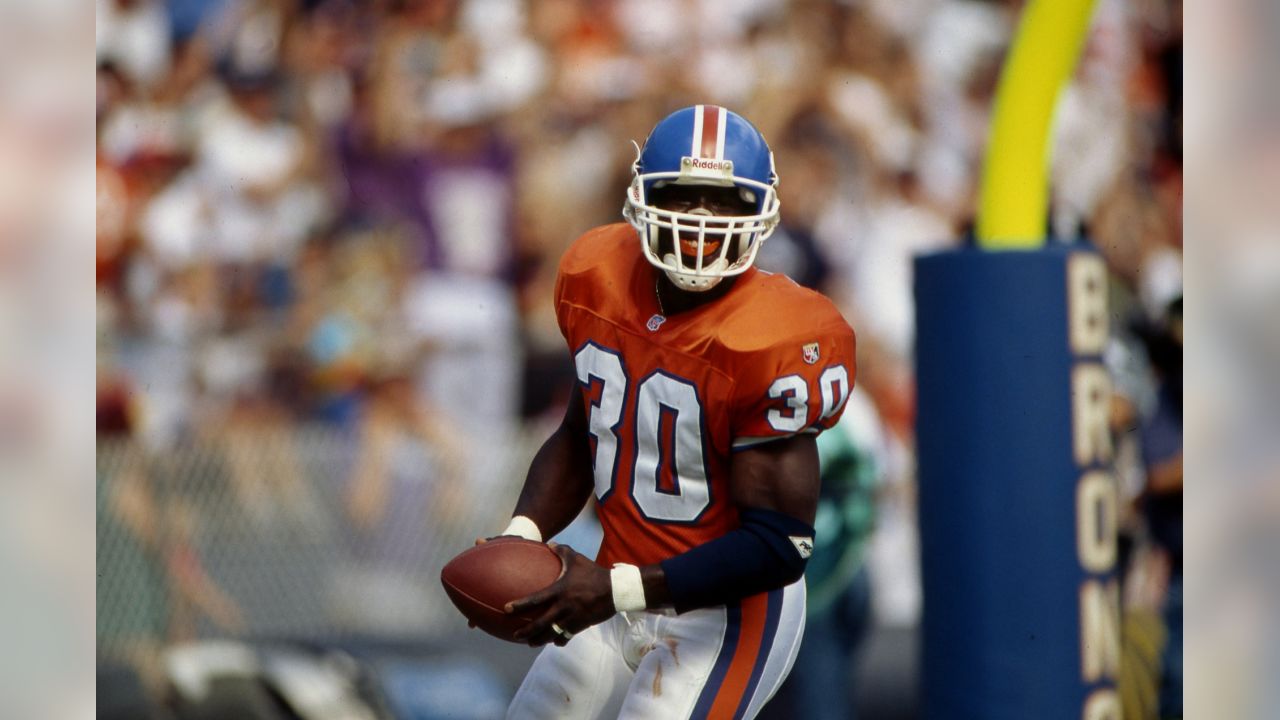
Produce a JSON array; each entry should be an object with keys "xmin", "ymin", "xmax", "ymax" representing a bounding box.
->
[
  {"xmin": 500, "ymin": 515, "xmax": 543, "ymax": 542},
  {"xmin": 610, "ymin": 563, "xmax": 646, "ymax": 612}
]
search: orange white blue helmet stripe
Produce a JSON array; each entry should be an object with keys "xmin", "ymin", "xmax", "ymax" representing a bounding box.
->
[{"xmin": 690, "ymin": 104, "xmax": 728, "ymax": 160}]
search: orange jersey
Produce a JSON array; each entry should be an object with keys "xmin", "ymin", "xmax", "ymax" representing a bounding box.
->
[{"xmin": 554, "ymin": 223, "xmax": 857, "ymax": 568}]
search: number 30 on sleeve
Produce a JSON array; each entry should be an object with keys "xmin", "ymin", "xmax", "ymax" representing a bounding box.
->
[{"xmin": 766, "ymin": 366, "xmax": 850, "ymax": 433}]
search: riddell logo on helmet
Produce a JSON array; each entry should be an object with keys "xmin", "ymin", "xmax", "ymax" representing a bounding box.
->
[{"xmin": 683, "ymin": 157, "xmax": 732, "ymax": 172}]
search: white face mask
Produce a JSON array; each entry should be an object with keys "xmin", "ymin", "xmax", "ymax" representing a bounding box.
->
[
  {"xmin": 661, "ymin": 208, "xmax": 730, "ymax": 291},
  {"xmin": 624, "ymin": 175, "xmax": 781, "ymax": 293}
]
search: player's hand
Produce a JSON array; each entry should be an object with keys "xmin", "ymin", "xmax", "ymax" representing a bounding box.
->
[{"xmin": 506, "ymin": 544, "xmax": 614, "ymax": 647}]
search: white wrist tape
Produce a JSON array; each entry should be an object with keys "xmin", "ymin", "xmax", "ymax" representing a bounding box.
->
[
  {"xmin": 500, "ymin": 515, "xmax": 542, "ymax": 542},
  {"xmin": 610, "ymin": 563, "xmax": 646, "ymax": 612}
]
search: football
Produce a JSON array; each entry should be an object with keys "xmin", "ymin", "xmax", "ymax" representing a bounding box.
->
[{"xmin": 440, "ymin": 537, "xmax": 563, "ymax": 642}]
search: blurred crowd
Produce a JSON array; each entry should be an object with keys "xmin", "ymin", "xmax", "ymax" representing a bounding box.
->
[
  {"xmin": 96, "ymin": 0, "xmax": 1182, "ymax": 714},
  {"xmin": 96, "ymin": 0, "xmax": 1181, "ymax": 446}
]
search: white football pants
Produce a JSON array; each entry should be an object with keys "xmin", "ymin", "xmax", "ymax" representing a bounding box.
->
[{"xmin": 507, "ymin": 579, "xmax": 805, "ymax": 720}]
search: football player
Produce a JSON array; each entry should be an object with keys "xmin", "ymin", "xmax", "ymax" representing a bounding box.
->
[{"xmin": 495, "ymin": 105, "xmax": 857, "ymax": 719}]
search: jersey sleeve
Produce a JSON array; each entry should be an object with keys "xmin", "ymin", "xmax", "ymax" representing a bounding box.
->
[
  {"xmin": 552, "ymin": 224, "xmax": 628, "ymax": 344},
  {"xmin": 728, "ymin": 321, "xmax": 857, "ymax": 450},
  {"xmin": 553, "ymin": 229, "xmax": 596, "ymax": 343}
]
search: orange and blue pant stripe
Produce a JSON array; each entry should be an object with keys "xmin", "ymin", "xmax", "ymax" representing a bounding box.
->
[{"xmin": 691, "ymin": 587, "xmax": 785, "ymax": 719}]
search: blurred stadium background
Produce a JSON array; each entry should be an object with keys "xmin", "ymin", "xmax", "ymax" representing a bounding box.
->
[{"xmin": 95, "ymin": 0, "xmax": 1182, "ymax": 717}]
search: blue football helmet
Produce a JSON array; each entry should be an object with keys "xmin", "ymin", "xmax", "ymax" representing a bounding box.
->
[{"xmin": 623, "ymin": 105, "xmax": 781, "ymax": 292}]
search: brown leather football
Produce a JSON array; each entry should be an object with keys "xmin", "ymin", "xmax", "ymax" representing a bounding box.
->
[{"xmin": 440, "ymin": 537, "xmax": 563, "ymax": 642}]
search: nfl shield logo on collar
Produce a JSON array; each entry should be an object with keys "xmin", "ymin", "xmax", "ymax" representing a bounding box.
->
[
  {"xmin": 802, "ymin": 342, "xmax": 820, "ymax": 365},
  {"xmin": 647, "ymin": 314, "xmax": 666, "ymax": 332}
]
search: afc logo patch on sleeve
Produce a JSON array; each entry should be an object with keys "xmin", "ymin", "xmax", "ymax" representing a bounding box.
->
[
  {"xmin": 789, "ymin": 536, "xmax": 814, "ymax": 559},
  {"xmin": 802, "ymin": 342, "xmax": 820, "ymax": 365}
]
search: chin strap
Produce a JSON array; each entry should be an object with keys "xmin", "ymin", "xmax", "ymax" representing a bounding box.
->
[{"xmin": 661, "ymin": 254, "xmax": 726, "ymax": 292}]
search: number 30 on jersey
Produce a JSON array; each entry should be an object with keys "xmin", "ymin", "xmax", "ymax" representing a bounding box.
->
[{"xmin": 574, "ymin": 342, "xmax": 849, "ymax": 523}]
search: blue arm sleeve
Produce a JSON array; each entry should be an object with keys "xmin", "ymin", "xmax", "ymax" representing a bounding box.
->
[{"xmin": 659, "ymin": 507, "xmax": 815, "ymax": 613}]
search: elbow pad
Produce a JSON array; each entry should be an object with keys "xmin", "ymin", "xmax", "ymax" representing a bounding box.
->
[{"xmin": 660, "ymin": 507, "xmax": 815, "ymax": 613}]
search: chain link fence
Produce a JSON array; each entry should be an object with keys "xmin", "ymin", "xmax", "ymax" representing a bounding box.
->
[{"xmin": 97, "ymin": 425, "xmax": 543, "ymax": 669}]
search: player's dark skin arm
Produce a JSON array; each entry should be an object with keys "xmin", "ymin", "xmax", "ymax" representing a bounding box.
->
[
  {"xmin": 508, "ymin": 433, "xmax": 821, "ymax": 646},
  {"xmin": 639, "ymin": 434, "xmax": 819, "ymax": 607},
  {"xmin": 508, "ymin": 384, "xmax": 596, "ymax": 540}
]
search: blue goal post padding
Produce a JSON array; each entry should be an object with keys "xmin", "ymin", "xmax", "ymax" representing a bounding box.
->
[{"xmin": 913, "ymin": 245, "xmax": 1120, "ymax": 720}]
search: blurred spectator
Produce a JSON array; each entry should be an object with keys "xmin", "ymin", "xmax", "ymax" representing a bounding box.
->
[
  {"xmin": 211, "ymin": 380, "xmax": 322, "ymax": 531},
  {"xmin": 1138, "ymin": 296, "xmax": 1183, "ymax": 719},
  {"xmin": 97, "ymin": 451, "xmax": 245, "ymax": 690},
  {"xmin": 97, "ymin": 318, "xmax": 139, "ymax": 437},
  {"xmin": 845, "ymin": 168, "xmax": 953, "ymax": 361},
  {"xmin": 757, "ymin": 105, "xmax": 845, "ymax": 290},
  {"xmin": 1051, "ymin": 0, "xmax": 1139, "ymax": 241},
  {"xmin": 96, "ymin": 0, "xmax": 173, "ymax": 93},
  {"xmin": 345, "ymin": 374, "xmax": 466, "ymax": 535},
  {"xmin": 330, "ymin": 371, "xmax": 471, "ymax": 634},
  {"xmin": 167, "ymin": 68, "xmax": 322, "ymax": 269}
]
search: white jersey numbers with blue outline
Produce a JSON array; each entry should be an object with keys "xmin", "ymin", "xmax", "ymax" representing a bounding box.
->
[
  {"xmin": 766, "ymin": 375, "xmax": 809, "ymax": 432},
  {"xmin": 575, "ymin": 342, "xmax": 850, "ymax": 522},
  {"xmin": 573, "ymin": 346, "xmax": 710, "ymax": 522},
  {"xmin": 817, "ymin": 365, "xmax": 851, "ymax": 422},
  {"xmin": 574, "ymin": 344, "xmax": 627, "ymax": 501},
  {"xmin": 632, "ymin": 372, "xmax": 710, "ymax": 522},
  {"xmin": 767, "ymin": 365, "xmax": 851, "ymax": 432}
]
